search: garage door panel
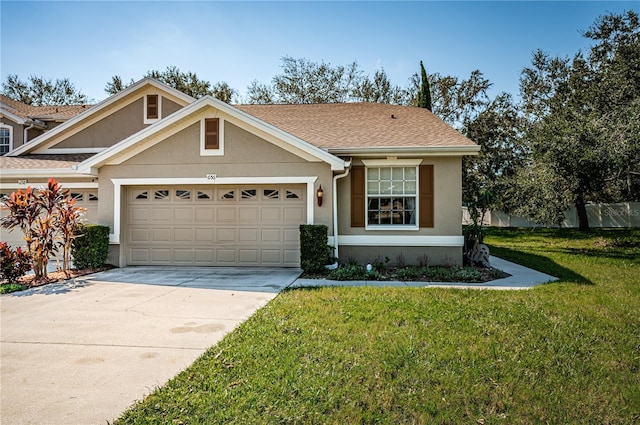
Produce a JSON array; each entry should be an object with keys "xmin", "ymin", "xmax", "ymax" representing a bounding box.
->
[
  {"xmin": 151, "ymin": 248, "xmax": 171, "ymax": 262},
  {"xmin": 283, "ymin": 228, "xmax": 299, "ymax": 243},
  {"xmin": 173, "ymin": 249, "xmax": 194, "ymax": 263},
  {"xmin": 126, "ymin": 185, "xmax": 305, "ymax": 266},
  {"xmin": 151, "ymin": 228, "xmax": 171, "ymax": 242},
  {"xmin": 239, "ymin": 208, "xmax": 259, "ymax": 222},
  {"xmin": 238, "ymin": 249, "xmax": 259, "ymax": 264},
  {"xmin": 239, "ymin": 228, "xmax": 259, "ymax": 242},
  {"xmin": 261, "ymin": 207, "xmax": 282, "ymax": 222},
  {"xmin": 195, "ymin": 228, "xmax": 215, "ymax": 242},
  {"xmin": 151, "ymin": 208, "xmax": 172, "ymax": 221},
  {"xmin": 261, "ymin": 228, "xmax": 281, "ymax": 242},
  {"xmin": 216, "ymin": 228, "xmax": 236, "ymax": 243},
  {"xmin": 217, "ymin": 207, "xmax": 237, "ymax": 223},
  {"xmin": 173, "ymin": 208, "xmax": 193, "ymax": 223},
  {"xmin": 261, "ymin": 250, "xmax": 281, "ymax": 264},
  {"xmin": 174, "ymin": 228, "xmax": 193, "ymax": 242},
  {"xmin": 195, "ymin": 207, "xmax": 215, "ymax": 222},
  {"xmin": 284, "ymin": 207, "xmax": 304, "ymax": 222},
  {"xmin": 217, "ymin": 249, "xmax": 237, "ymax": 263}
]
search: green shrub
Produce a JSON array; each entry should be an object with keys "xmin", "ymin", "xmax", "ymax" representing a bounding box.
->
[
  {"xmin": 300, "ymin": 225, "xmax": 332, "ymax": 273},
  {"xmin": 72, "ymin": 224, "xmax": 110, "ymax": 269},
  {"xmin": 0, "ymin": 242, "xmax": 32, "ymax": 283},
  {"xmin": 0, "ymin": 283, "xmax": 27, "ymax": 294},
  {"xmin": 327, "ymin": 264, "xmax": 381, "ymax": 281}
]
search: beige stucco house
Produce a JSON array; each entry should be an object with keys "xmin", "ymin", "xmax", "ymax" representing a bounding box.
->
[{"xmin": 1, "ymin": 78, "xmax": 479, "ymax": 267}]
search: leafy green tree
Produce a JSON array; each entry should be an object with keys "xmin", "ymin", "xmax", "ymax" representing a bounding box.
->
[
  {"xmin": 511, "ymin": 11, "xmax": 639, "ymax": 230},
  {"xmin": 247, "ymin": 56, "xmax": 363, "ymax": 104},
  {"xmin": 105, "ymin": 66, "xmax": 237, "ymax": 103},
  {"xmin": 417, "ymin": 61, "xmax": 432, "ymax": 111},
  {"xmin": 1, "ymin": 74, "xmax": 90, "ymax": 106},
  {"xmin": 352, "ymin": 68, "xmax": 404, "ymax": 104}
]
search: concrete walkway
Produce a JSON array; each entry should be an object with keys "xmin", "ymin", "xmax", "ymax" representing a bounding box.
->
[{"xmin": 291, "ymin": 256, "xmax": 558, "ymax": 290}]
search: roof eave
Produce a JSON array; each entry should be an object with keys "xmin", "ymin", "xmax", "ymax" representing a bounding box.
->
[
  {"xmin": 327, "ymin": 145, "xmax": 481, "ymax": 157},
  {"xmin": 7, "ymin": 77, "xmax": 196, "ymax": 157},
  {"xmin": 0, "ymin": 169, "xmax": 96, "ymax": 178}
]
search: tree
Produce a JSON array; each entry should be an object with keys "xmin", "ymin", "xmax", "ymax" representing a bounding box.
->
[
  {"xmin": 247, "ymin": 56, "xmax": 364, "ymax": 104},
  {"xmin": 0, "ymin": 179, "xmax": 85, "ymax": 278},
  {"xmin": 417, "ymin": 61, "xmax": 433, "ymax": 111},
  {"xmin": 105, "ymin": 66, "xmax": 238, "ymax": 103},
  {"xmin": 511, "ymin": 11, "xmax": 640, "ymax": 230},
  {"xmin": 1, "ymin": 74, "xmax": 90, "ymax": 106},
  {"xmin": 352, "ymin": 68, "xmax": 404, "ymax": 104},
  {"xmin": 463, "ymin": 93, "xmax": 527, "ymax": 204}
]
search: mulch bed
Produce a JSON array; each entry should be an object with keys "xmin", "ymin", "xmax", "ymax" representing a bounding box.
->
[{"xmin": 16, "ymin": 265, "xmax": 115, "ymax": 289}]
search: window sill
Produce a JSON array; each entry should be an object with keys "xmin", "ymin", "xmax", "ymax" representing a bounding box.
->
[{"xmin": 365, "ymin": 225, "xmax": 420, "ymax": 231}]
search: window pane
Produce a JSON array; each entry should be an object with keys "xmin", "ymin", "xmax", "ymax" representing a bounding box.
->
[
  {"xmin": 380, "ymin": 167, "xmax": 391, "ymax": 180},
  {"xmin": 380, "ymin": 181, "xmax": 391, "ymax": 194},
  {"xmin": 176, "ymin": 190, "xmax": 191, "ymax": 200},
  {"xmin": 368, "ymin": 168, "xmax": 379, "ymax": 180},
  {"xmin": 367, "ymin": 181, "xmax": 379, "ymax": 195},
  {"xmin": 405, "ymin": 181, "xmax": 416, "ymax": 194},
  {"xmin": 405, "ymin": 167, "xmax": 416, "ymax": 180},
  {"xmin": 392, "ymin": 167, "xmax": 404, "ymax": 180},
  {"xmin": 154, "ymin": 190, "xmax": 169, "ymax": 200}
]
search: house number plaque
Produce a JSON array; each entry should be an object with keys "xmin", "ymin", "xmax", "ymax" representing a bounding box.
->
[{"xmin": 206, "ymin": 174, "xmax": 217, "ymax": 181}]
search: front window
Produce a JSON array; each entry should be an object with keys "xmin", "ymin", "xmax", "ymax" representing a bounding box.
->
[
  {"xmin": 367, "ymin": 166, "xmax": 417, "ymax": 227},
  {"xmin": 0, "ymin": 125, "xmax": 12, "ymax": 155}
]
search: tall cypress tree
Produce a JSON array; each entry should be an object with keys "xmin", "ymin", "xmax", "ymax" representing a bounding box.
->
[{"xmin": 418, "ymin": 61, "xmax": 433, "ymax": 111}]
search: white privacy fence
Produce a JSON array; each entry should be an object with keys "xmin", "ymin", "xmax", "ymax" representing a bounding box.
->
[{"xmin": 463, "ymin": 202, "xmax": 640, "ymax": 228}]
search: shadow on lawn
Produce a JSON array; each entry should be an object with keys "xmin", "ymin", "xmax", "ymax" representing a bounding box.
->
[{"xmin": 488, "ymin": 245, "xmax": 593, "ymax": 285}]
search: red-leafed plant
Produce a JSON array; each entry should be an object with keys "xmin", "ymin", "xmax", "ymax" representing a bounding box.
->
[
  {"xmin": 0, "ymin": 242, "xmax": 32, "ymax": 283},
  {"xmin": 0, "ymin": 178, "xmax": 85, "ymax": 278}
]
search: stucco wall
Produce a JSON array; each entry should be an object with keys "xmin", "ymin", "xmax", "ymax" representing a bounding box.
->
[{"xmin": 1, "ymin": 118, "xmax": 23, "ymax": 150}]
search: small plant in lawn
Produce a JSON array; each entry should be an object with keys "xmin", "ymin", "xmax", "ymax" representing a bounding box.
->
[
  {"xmin": 0, "ymin": 282, "xmax": 27, "ymax": 294},
  {"xmin": 327, "ymin": 263, "xmax": 382, "ymax": 281}
]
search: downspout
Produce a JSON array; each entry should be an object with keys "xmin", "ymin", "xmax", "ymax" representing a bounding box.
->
[
  {"xmin": 332, "ymin": 159, "xmax": 352, "ymax": 261},
  {"xmin": 24, "ymin": 122, "xmax": 36, "ymax": 145}
]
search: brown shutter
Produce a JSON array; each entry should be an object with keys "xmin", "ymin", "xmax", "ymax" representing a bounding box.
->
[
  {"xmin": 205, "ymin": 118, "xmax": 219, "ymax": 149},
  {"xmin": 147, "ymin": 95, "xmax": 159, "ymax": 119},
  {"xmin": 419, "ymin": 165, "xmax": 434, "ymax": 228},
  {"xmin": 351, "ymin": 166, "xmax": 365, "ymax": 227}
]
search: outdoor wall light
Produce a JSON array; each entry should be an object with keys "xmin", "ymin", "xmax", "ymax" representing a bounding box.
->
[{"xmin": 316, "ymin": 185, "xmax": 324, "ymax": 207}]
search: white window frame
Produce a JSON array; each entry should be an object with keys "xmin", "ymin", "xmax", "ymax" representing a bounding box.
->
[
  {"xmin": 143, "ymin": 94, "xmax": 162, "ymax": 124},
  {"xmin": 362, "ymin": 158, "xmax": 422, "ymax": 231},
  {"xmin": 200, "ymin": 117, "xmax": 225, "ymax": 156},
  {"xmin": 0, "ymin": 124, "xmax": 13, "ymax": 155}
]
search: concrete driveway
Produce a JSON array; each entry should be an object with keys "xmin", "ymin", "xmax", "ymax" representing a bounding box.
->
[{"xmin": 0, "ymin": 267, "xmax": 300, "ymax": 425}]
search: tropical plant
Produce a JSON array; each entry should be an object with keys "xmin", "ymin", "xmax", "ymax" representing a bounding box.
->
[
  {"xmin": 0, "ymin": 242, "xmax": 32, "ymax": 283},
  {"xmin": 0, "ymin": 179, "xmax": 85, "ymax": 278}
]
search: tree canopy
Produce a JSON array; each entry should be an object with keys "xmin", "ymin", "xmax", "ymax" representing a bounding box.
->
[
  {"xmin": 105, "ymin": 66, "xmax": 237, "ymax": 103},
  {"xmin": 1, "ymin": 74, "xmax": 90, "ymax": 106}
]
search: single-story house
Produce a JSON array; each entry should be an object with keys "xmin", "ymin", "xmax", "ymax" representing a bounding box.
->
[{"xmin": 1, "ymin": 78, "xmax": 479, "ymax": 267}]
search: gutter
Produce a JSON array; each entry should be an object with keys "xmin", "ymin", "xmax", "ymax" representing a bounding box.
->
[{"xmin": 332, "ymin": 159, "xmax": 352, "ymax": 260}]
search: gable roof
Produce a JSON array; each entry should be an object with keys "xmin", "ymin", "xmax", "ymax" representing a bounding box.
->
[
  {"xmin": 75, "ymin": 96, "xmax": 348, "ymax": 174},
  {"xmin": 0, "ymin": 95, "xmax": 90, "ymax": 124},
  {"xmin": 7, "ymin": 78, "xmax": 195, "ymax": 156},
  {"xmin": 0, "ymin": 154, "xmax": 95, "ymax": 177},
  {"xmin": 236, "ymin": 103, "xmax": 479, "ymax": 155}
]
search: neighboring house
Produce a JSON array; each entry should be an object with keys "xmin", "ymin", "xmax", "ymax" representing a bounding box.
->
[
  {"xmin": 0, "ymin": 78, "xmax": 479, "ymax": 268},
  {"xmin": 0, "ymin": 94, "xmax": 90, "ymax": 155}
]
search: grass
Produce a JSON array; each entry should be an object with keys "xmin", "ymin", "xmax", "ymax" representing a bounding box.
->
[
  {"xmin": 0, "ymin": 282, "xmax": 27, "ymax": 294},
  {"xmin": 115, "ymin": 228, "xmax": 640, "ymax": 424}
]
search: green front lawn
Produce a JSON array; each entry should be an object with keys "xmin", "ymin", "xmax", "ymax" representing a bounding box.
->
[{"xmin": 116, "ymin": 228, "xmax": 640, "ymax": 424}]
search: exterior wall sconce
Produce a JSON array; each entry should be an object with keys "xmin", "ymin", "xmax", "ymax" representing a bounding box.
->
[{"xmin": 316, "ymin": 185, "xmax": 324, "ymax": 207}]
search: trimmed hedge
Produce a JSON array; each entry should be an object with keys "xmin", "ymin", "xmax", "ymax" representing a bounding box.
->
[
  {"xmin": 72, "ymin": 224, "xmax": 110, "ymax": 269},
  {"xmin": 299, "ymin": 224, "xmax": 332, "ymax": 273}
]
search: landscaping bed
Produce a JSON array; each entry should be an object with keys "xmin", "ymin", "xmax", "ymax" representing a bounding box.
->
[{"xmin": 0, "ymin": 265, "xmax": 114, "ymax": 294}]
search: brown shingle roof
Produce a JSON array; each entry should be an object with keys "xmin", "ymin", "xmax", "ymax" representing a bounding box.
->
[
  {"xmin": 0, "ymin": 95, "xmax": 90, "ymax": 121},
  {"xmin": 0, "ymin": 154, "xmax": 95, "ymax": 170},
  {"xmin": 236, "ymin": 102, "xmax": 476, "ymax": 150}
]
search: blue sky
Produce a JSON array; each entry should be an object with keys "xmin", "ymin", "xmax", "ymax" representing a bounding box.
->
[{"xmin": 1, "ymin": 1, "xmax": 638, "ymax": 103}]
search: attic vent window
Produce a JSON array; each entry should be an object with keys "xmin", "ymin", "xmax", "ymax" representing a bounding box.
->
[
  {"xmin": 144, "ymin": 94, "xmax": 162, "ymax": 123},
  {"xmin": 200, "ymin": 117, "xmax": 225, "ymax": 156}
]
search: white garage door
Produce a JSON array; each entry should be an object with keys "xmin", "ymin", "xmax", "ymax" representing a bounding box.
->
[
  {"xmin": 125, "ymin": 185, "xmax": 306, "ymax": 267},
  {"xmin": 1, "ymin": 189, "xmax": 99, "ymax": 249}
]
